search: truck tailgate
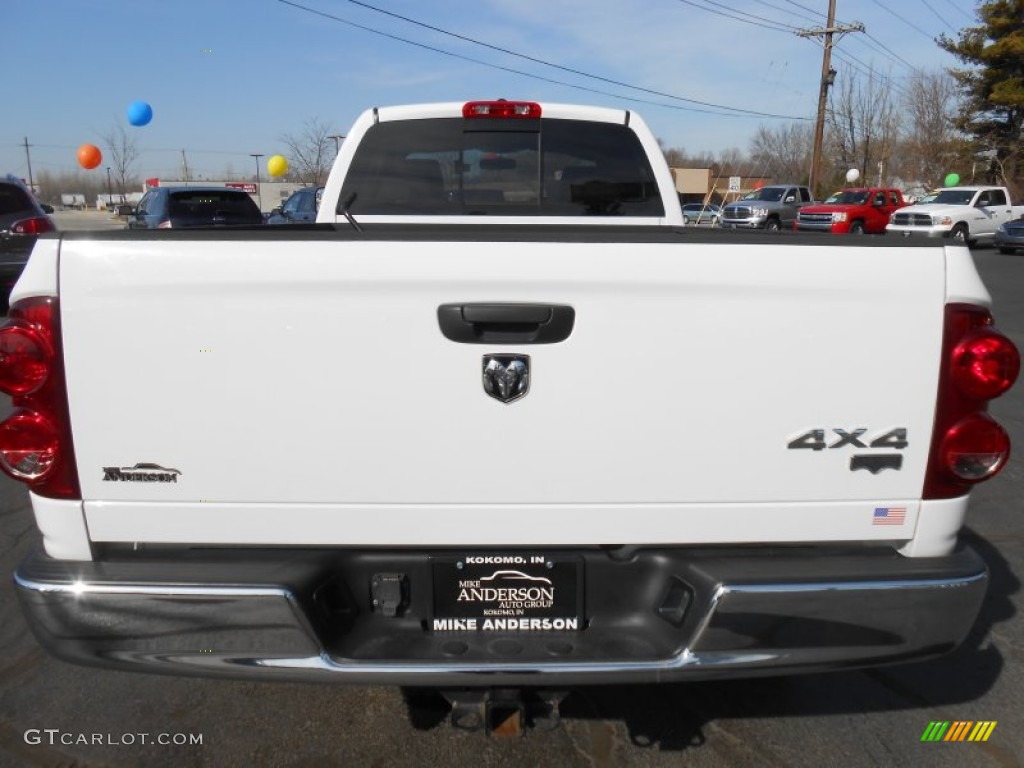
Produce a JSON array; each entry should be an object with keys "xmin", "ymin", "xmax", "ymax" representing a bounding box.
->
[{"xmin": 58, "ymin": 234, "xmax": 947, "ymax": 545}]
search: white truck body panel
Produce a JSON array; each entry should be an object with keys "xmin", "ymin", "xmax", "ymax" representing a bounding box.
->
[{"xmin": 58, "ymin": 238, "xmax": 944, "ymax": 546}]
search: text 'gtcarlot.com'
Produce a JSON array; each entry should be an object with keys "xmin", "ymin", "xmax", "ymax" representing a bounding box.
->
[{"xmin": 24, "ymin": 729, "xmax": 203, "ymax": 746}]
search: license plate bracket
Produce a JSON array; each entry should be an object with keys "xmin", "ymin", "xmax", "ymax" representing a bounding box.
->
[{"xmin": 431, "ymin": 553, "xmax": 582, "ymax": 632}]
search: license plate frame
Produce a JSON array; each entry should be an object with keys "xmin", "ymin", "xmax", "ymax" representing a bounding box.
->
[{"xmin": 431, "ymin": 553, "xmax": 583, "ymax": 632}]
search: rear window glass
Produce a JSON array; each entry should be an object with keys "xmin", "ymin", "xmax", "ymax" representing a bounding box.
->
[
  {"xmin": 824, "ymin": 190, "xmax": 869, "ymax": 205},
  {"xmin": 933, "ymin": 190, "xmax": 974, "ymax": 206},
  {"xmin": 168, "ymin": 191, "xmax": 260, "ymax": 217},
  {"xmin": 0, "ymin": 183, "xmax": 34, "ymax": 215},
  {"xmin": 339, "ymin": 117, "xmax": 664, "ymax": 217},
  {"xmin": 740, "ymin": 187, "xmax": 786, "ymax": 202}
]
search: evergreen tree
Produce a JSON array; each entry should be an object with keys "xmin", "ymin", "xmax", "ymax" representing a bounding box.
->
[{"xmin": 938, "ymin": 1, "xmax": 1024, "ymax": 194}]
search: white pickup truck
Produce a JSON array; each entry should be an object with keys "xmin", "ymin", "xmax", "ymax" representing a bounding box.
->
[
  {"xmin": 3, "ymin": 100, "xmax": 1020, "ymax": 731},
  {"xmin": 886, "ymin": 185, "xmax": 1024, "ymax": 245}
]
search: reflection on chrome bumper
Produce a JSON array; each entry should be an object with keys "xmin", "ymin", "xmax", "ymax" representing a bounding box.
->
[{"xmin": 14, "ymin": 546, "xmax": 988, "ymax": 686}]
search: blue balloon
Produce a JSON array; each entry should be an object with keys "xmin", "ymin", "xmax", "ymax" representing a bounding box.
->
[{"xmin": 127, "ymin": 101, "xmax": 153, "ymax": 127}]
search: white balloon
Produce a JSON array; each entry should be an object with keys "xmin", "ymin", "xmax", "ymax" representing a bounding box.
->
[{"xmin": 846, "ymin": 168, "xmax": 860, "ymax": 183}]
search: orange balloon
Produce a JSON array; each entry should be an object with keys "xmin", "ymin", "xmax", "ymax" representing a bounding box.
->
[{"xmin": 77, "ymin": 144, "xmax": 102, "ymax": 170}]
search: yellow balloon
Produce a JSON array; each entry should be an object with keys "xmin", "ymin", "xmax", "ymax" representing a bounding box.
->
[{"xmin": 267, "ymin": 155, "xmax": 288, "ymax": 177}]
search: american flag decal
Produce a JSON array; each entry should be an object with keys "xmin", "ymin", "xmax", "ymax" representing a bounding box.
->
[{"xmin": 873, "ymin": 506, "xmax": 906, "ymax": 525}]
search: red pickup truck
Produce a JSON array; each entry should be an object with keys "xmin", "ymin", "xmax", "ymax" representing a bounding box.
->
[{"xmin": 795, "ymin": 187, "xmax": 907, "ymax": 234}]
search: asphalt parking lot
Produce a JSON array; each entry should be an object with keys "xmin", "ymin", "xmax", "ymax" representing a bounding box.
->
[
  {"xmin": 50, "ymin": 209, "xmax": 126, "ymax": 232},
  {"xmin": 0, "ymin": 238, "xmax": 1021, "ymax": 767}
]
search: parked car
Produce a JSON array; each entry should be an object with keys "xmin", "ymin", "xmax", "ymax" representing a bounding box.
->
[
  {"xmin": 721, "ymin": 184, "xmax": 813, "ymax": 230},
  {"xmin": 266, "ymin": 186, "xmax": 323, "ymax": 224},
  {"xmin": 994, "ymin": 217, "xmax": 1024, "ymax": 254},
  {"xmin": 886, "ymin": 186, "xmax": 1024, "ymax": 245},
  {"xmin": 681, "ymin": 203, "xmax": 721, "ymax": 226},
  {"xmin": 0, "ymin": 175, "xmax": 56, "ymax": 310},
  {"xmin": 795, "ymin": 187, "xmax": 906, "ymax": 235},
  {"xmin": 126, "ymin": 187, "xmax": 263, "ymax": 229}
]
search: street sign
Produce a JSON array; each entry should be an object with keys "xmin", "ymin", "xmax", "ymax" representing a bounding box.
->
[{"xmin": 728, "ymin": 176, "xmax": 741, "ymax": 192}]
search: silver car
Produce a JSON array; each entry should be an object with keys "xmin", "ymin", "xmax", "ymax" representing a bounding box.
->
[{"xmin": 681, "ymin": 203, "xmax": 721, "ymax": 226}]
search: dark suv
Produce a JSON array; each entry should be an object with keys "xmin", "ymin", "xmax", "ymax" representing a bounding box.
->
[
  {"xmin": 0, "ymin": 175, "xmax": 56, "ymax": 309},
  {"xmin": 127, "ymin": 187, "xmax": 263, "ymax": 229},
  {"xmin": 266, "ymin": 186, "xmax": 322, "ymax": 224}
]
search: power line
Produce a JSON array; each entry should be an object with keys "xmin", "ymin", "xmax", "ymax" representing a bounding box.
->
[
  {"xmin": 937, "ymin": 0, "xmax": 975, "ymax": 23},
  {"xmin": 829, "ymin": 51, "xmax": 915, "ymax": 103},
  {"xmin": 755, "ymin": 0, "xmax": 824, "ymax": 25},
  {"xmin": 675, "ymin": 0, "xmax": 798, "ymax": 32},
  {"xmin": 781, "ymin": 0, "xmax": 825, "ymax": 18},
  {"xmin": 862, "ymin": 32, "xmax": 923, "ymax": 73},
  {"xmin": 338, "ymin": 0, "xmax": 800, "ymax": 115},
  {"xmin": 342, "ymin": 0, "xmax": 803, "ymax": 117},
  {"xmin": 278, "ymin": 0, "xmax": 810, "ymax": 119},
  {"xmin": 868, "ymin": 0, "xmax": 937, "ymax": 41},
  {"xmin": 835, "ymin": 35, "xmax": 917, "ymax": 83},
  {"xmin": 830, "ymin": 51, "xmax": 909, "ymax": 96},
  {"xmin": 919, "ymin": 0, "xmax": 958, "ymax": 34}
]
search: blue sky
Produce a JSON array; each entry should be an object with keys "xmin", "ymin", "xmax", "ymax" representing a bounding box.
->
[{"xmin": 4, "ymin": 0, "xmax": 979, "ymax": 182}]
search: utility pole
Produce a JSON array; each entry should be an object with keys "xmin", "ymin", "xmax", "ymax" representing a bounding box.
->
[
  {"xmin": 327, "ymin": 134, "xmax": 346, "ymax": 156},
  {"xmin": 22, "ymin": 137, "xmax": 35, "ymax": 193},
  {"xmin": 181, "ymin": 150, "xmax": 191, "ymax": 183},
  {"xmin": 796, "ymin": 1, "xmax": 864, "ymax": 199},
  {"xmin": 250, "ymin": 153, "xmax": 264, "ymax": 212}
]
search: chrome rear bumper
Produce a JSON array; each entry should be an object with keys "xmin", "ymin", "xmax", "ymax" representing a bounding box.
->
[{"xmin": 14, "ymin": 545, "xmax": 987, "ymax": 686}]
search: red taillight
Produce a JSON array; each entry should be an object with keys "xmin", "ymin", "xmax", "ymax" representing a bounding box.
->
[
  {"xmin": 0, "ymin": 297, "xmax": 79, "ymax": 499},
  {"xmin": 0, "ymin": 409, "xmax": 59, "ymax": 480},
  {"xmin": 924, "ymin": 304, "xmax": 1019, "ymax": 498},
  {"xmin": 10, "ymin": 216, "xmax": 55, "ymax": 235},
  {"xmin": 462, "ymin": 100, "xmax": 542, "ymax": 119},
  {"xmin": 0, "ymin": 322, "xmax": 52, "ymax": 395},
  {"xmin": 940, "ymin": 413, "xmax": 1011, "ymax": 482},
  {"xmin": 951, "ymin": 330, "xmax": 1020, "ymax": 399}
]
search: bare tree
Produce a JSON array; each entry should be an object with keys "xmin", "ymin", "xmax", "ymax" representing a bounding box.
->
[
  {"xmin": 898, "ymin": 70, "xmax": 970, "ymax": 188},
  {"xmin": 279, "ymin": 117, "xmax": 336, "ymax": 186},
  {"xmin": 825, "ymin": 67, "xmax": 901, "ymax": 188},
  {"xmin": 101, "ymin": 123, "xmax": 140, "ymax": 200},
  {"xmin": 659, "ymin": 139, "xmax": 741, "ymax": 171},
  {"xmin": 748, "ymin": 122, "xmax": 814, "ymax": 182},
  {"xmin": 717, "ymin": 147, "xmax": 747, "ymax": 169},
  {"xmin": 658, "ymin": 139, "xmax": 687, "ymax": 168}
]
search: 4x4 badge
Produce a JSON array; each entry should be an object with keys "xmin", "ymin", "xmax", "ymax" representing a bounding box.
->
[{"xmin": 482, "ymin": 354, "xmax": 530, "ymax": 404}]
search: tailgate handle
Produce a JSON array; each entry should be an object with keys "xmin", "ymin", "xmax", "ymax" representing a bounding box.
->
[{"xmin": 437, "ymin": 303, "xmax": 575, "ymax": 344}]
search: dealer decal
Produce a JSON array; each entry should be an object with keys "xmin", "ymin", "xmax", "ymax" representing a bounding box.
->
[
  {"xmin": 102, "ymin": 463, "xmax": 181, "ymax": 483},
  {"xmin": 432, "ymin": 555, "xmax": 582, "ymax": 632},
  {"xmin": 432, "ymin": 617, "xmax": 579, "ymax": 631}
]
